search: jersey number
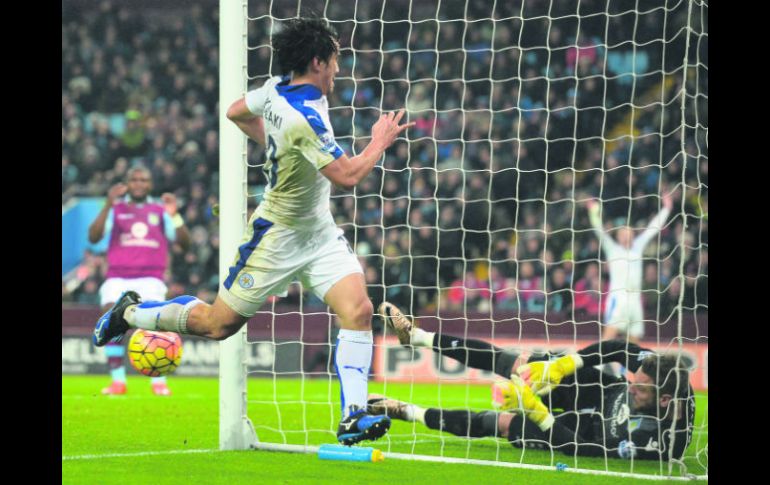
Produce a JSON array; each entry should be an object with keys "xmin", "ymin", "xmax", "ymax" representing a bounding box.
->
[{"xmin": 265, "ymin": 135, "xmax": 278, "ymax": 188}]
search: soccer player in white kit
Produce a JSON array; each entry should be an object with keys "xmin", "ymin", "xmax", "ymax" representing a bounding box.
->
[
  {"xmin": 587, "ymin": 194, "xmax": 672, "ymax": 343},
  {"xmin": 92, "ymin": 18, "xmax": 414, "ymax": 445}
]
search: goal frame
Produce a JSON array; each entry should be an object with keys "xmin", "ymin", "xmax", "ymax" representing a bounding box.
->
[
  {"xmin": 219, "ymin": 0, "xmax": 258, "ymax": 451},
  {"xmin": 217, "ymin": 1, "xmax": 706, "ymax": 481}
]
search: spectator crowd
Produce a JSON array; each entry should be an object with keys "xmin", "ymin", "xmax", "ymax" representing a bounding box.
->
[{"xmin": 62, "ymin": 0, "xmax": 707, "ymax": 328}]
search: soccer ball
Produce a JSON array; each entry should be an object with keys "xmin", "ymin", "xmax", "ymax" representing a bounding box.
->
[{"xmin": 127, "ymin": 329, "xmax": 183, "ymax": 377}]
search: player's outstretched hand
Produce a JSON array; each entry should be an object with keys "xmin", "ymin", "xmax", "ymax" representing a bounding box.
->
[
  {"xmin": 107, "ymin": 183, "xmax": 128, "ymax": 205},
  {"xmin": 371, "ymin": 109, "xmax": 416, "ymax": 151},
  {"xmin": 491, "ymin": 376, "xmax": 555, "ymax": 431},
  {"xmin": 662, "ymin": 191, "xmax": 673, "ymax": 210},
  {"xmin": 161, "ymin": 193, "xmax": 178, "ymax": 215}
]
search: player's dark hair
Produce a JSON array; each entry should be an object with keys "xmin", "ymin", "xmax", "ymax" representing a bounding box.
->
[
  {"xmin": 272, "ymin": 17, "xmax": 339, "ymax": 76},
  {"xmin": 641, "ymin": 354, "xmax": 691, "ymax": 400}
]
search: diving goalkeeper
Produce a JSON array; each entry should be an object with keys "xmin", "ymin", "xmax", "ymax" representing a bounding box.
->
[{"xmin": 372, "ymin": 302, "xmax": 695, "ymax": 461}]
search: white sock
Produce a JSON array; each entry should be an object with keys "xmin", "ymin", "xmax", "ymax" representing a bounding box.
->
[
  {"xmin": 410, "ymin": 405, "xmax": 427, "ymax": 425},
  {"xmin": 401, "ymin": 404, "xmax": 426, "ymax": 423},
  {"xmin": 335, "ymin": 329, "xmax": 373, "ymax": 418},
  {"xmin": 124, "ymin": 296, "xmax": 202, "ymax": 334},
  {"xmin": 411, "ymin": 328, "xmax": 436, "ymax": 347}
]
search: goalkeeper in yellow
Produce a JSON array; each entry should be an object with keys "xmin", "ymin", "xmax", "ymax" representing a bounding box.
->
[{"xmin": 372, "ymin": 303, "xmax": 695, "ymax": 461}]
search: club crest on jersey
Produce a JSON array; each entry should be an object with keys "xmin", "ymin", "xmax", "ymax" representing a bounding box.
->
[
  {"xmin": 628, "ymin": 418, "xmax": 641, "ymax": 432},
  {"xmin": 130, "ymin": 222, "xmax": 149, "ymax": 239},
  {"xmin": 148, "ymin": 213, "xmax": 160, "ymax": 226},
  {"xmin": 319, "ymin": 133, "xmax": 337, "ymax": 154},
  {"xmin": 238, "ymin": 273, "xmax": 255, "ymax": 289},
  {"xmin": 618, "ymin": 440, "xmax": 637, "ymax": 459}
]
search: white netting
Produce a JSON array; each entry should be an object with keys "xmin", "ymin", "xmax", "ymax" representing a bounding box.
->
[{"xmin": 235, "ymin": 0, "xmax": 707, "ymax": 479}]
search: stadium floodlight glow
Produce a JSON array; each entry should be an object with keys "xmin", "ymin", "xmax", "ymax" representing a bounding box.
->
[{"xmin": 219, "ymin": 0, "xmax": 707, "ymax": 480}]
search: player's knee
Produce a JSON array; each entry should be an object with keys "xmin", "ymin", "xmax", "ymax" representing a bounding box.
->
[
  {"xmin": 360, "ymin": 298, "xmax": 374, "ymax": 320},
  {"xmin": 497, "ymin": 413, "xmax": 514, "ymax": 439},
  {"xmin": 470, "ymin": 411, "xmax": 502, "ymax": 438},
  {"xmin": 353, "ymin": 298, "xmax": 374, "ymax": 329},
  {"xmin": 204, "ymin": 317, "xmax": 245, "ymax": 341},
  {"xmin": 339, "ymin": 298, "xmax": 373, "ymax": 330},
  {"xmin": 208, "ymin": 323, "xmax": 240, "ymax": 341},
  {"xmin": 189, "ymin": 302, "xmax": 246, "ymax": 340}
]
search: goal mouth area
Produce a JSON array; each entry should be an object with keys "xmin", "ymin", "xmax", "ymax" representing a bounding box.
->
[
  {"xmin": 219, "ymin": 1, "xmax": 708, "ymax": 481},
  {"xmin": 251, "ymin": 442, "xmax": 707, "ymax": 481}
]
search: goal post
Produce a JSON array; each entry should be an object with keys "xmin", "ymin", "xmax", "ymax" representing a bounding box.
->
[
  {"xmin": 218, "ymin": 0, "xmax": 707, "ymax": 479},
  {"xmin": 219, "ymin": 0, "xmax": 257, "ymax": 451}
]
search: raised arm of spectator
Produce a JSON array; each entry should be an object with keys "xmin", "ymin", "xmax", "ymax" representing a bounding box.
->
[
  {"xmin": 586, "ymin": 200, "xmax": 615, "ymax": 248},
  {"xmin": 635, "ymin": 193, "xmax": 673, "ymax": 249}
]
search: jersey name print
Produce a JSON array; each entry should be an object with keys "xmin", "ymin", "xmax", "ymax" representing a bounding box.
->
[{"xmin": 244, "ymin": 76, "xmax": 344, "ymax": 230}]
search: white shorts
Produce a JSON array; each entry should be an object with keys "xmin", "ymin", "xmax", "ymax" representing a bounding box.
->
[
  {"xmin": 603, "ymin": 291, "xmax": 645, "ymax": 338},
  {"xmin": 99, "ymin": 277, "xmax": 169, "ymax": 307},
  {"xmin": 219, "ymin": 217, "xmax": 364, "ymax": 317}
]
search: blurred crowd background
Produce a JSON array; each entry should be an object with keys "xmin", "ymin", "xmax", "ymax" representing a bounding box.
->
[{"xmin": 62, "ymin": 0, "xmax": 707, "ymax": 327}]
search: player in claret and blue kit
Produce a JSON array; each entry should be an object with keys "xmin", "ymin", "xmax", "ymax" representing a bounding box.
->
[{"xmin": 88, "ymin": 166, "xmax": 190, "ymax": 396}]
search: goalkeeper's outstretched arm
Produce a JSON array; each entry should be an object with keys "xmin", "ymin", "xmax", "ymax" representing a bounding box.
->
[
  {"xmin": 507, "ymin": 416, "xmax": 677, "ymax": 460},
  {"xmin": 516, "ymin": 339, "xmax": 656, "ymax": 395},
  {"xmin": 431, "ymin": 404, "xmax": 678, "ymax": 460}
]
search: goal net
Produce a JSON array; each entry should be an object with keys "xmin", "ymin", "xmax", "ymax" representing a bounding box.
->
[{"xmin": 219, "ymin": 0, "xmax": 707, "ymax": 480}]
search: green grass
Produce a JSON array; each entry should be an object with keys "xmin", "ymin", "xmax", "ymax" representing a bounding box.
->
[{"xmin": 62, "ymin": 376, "xmax": 708, "ymax": 484}]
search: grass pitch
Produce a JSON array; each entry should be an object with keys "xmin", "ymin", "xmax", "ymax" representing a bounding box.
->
[{"xmin": 62, "ymin": 375, "xmax": 708, "ymax": 484}]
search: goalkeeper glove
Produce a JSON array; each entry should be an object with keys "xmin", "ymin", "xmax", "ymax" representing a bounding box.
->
[
  {"xmin": 516, "ymin": 354, "xmax": 584, "ymax": 396},
  {"xmin": 491, "ymin": 375, "xmax": 555, "ymax": 431}
]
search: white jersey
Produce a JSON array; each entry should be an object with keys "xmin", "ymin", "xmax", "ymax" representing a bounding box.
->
[
  {"xmin": 590, "ymin": 207, "xmax": 671, "ymax": 294},
  {"xmin": 245, "ymin": 76, "xmax": 344, "ymax": 230}
]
